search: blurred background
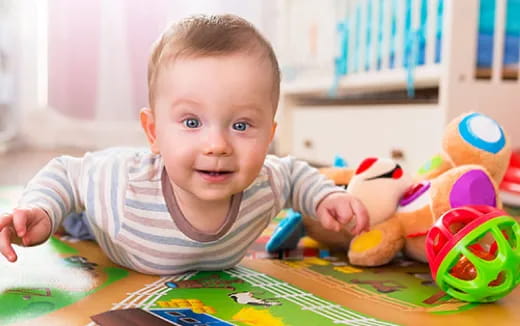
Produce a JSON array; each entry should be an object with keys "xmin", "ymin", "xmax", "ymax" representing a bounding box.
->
[{"xmin": 0, "ymin": 0, "xmax": 519, "ymax": 188}]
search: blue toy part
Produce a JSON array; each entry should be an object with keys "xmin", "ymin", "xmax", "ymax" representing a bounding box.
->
[
  {"xmin": 165, "ymin": 281, "xmax": 178, "ymax": 288},
  {"xmin": 150, "ymin": 308, "xmax": 234, "ymax": 326},
  {"xmin": 333, "ymin": 155, "xmax": 348, "ymax": 168},
  {"xmin": 331, "ymin": 21, "xmax": 349, "ymax": 97},
  {"xmin": 458, "ymin": 112, "xmax": 506, "ymax": 154},
  {"xmin": 266, "ymin": 209, "xmax": 305, "ymax": 253},
  {"xmin": 319, "ymin": 249, "xmax": 331, "ymax": 258}
]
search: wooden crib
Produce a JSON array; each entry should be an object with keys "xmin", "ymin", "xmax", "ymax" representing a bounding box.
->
[{"xmin": 276, "ymin": 0, "xmax": 519, "ymax": 171}]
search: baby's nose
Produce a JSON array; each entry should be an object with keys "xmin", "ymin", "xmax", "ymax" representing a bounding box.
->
[{"xmin": 203, "ymin": 132, "xmax": 232, "ymax": 156}]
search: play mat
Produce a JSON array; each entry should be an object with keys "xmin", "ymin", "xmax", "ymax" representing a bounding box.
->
[{"xmin": 1, "ymin": 186, "xmax": 519, "ymax": 326}]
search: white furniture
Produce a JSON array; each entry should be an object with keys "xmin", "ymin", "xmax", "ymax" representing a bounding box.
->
[{"xmin": 274, "ymin": 0, "xmax": 519, "ymax": 171}]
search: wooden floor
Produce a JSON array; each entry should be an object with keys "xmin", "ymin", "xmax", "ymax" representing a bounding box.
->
[{"xmin": 0, "ymin": 146, "xmax": 91, "ymax": 185}]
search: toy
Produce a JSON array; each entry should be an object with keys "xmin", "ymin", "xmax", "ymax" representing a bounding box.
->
[
  {"xmin": 348, "ymin": 163, "xmax": 503, "ymax": 266},
  {"xmin": 347, "ymin": 112, "xmax": 511, "ymax": 266},
  {"xmin": 266, "ymin": 209, "xmax": 305, "ymax": 252},
  {"xmin": 268, "ymin": 159, "xmax": 410, "ymax": 252},
  {"xmin": 270, "ymin": 112, "xmax": 512, "ymax": 267},
  {"xmin": 425, "ymin": 205, "xmax": 520, "ymax": 302}
]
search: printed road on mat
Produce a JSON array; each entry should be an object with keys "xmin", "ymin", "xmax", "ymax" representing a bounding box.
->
[{"xmin": 86, "ymin": 266, "xmax": 397, "ymax": 326}]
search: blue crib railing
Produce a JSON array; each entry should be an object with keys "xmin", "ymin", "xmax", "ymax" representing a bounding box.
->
[{"xmin": 334, "ymin": 0, "xmax": 520, "ymax": 95}]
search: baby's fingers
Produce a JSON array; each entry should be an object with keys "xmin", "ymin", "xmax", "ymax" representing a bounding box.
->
[
  {"xmin": 350, "ymin": 198, "xmax": 370, "ymax": 234},
  {"xmin": 320, "ymin": 211, "xmax": 341, "ymax": 232},
  {"xmin": 335, "ymin": 202, "xmax": 354, "ymax": 225},
  {"xmin": 12, "ymin": 209, "xmax": 28, "ymax": 238},
  {"xmin": 0, "ymin": 227, "xmax": 18, "ymax": 262},
  {"xmin": 0, "ymin": 212, "xmax": 13, "ymax": 231}
]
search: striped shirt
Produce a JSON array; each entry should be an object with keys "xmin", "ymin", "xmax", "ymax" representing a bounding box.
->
[{"xmin": 19, "ymin": 148, "xmax": 342, "ymax": 275}]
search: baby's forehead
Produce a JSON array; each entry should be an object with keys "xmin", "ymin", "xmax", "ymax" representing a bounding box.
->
[
  {"xmin": 164, "ymin": 48, "xmax": 272, "ymax": 69},
  {"xmin": 160, "ymin": 52, "xmax": 274, "ymax": 86},
  {"xmin": 153, "ymin": 51, "xmax": 278, "ymax": 113}
]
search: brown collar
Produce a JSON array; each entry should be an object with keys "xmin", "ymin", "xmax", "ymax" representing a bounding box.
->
[{"xmin": 161, "ymin": 168, "xmax": 242, "ymax": 242}]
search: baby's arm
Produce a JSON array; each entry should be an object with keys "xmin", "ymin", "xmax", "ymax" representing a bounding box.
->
[
  {"xmin": 266, "ymin": 155, "xmax": 341, "ymax": 215},
  {"xmin": 266, "ymin": 155, "xmax": 368, "ymax": 235},
  {"xmin": 0, "ymin": 156, "xmax": 85, "ymax": 262}
]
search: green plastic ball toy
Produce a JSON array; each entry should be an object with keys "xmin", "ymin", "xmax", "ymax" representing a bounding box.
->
[{"xmin": 426, "ymin": 205, "xmax": 520, "ymax": 302}]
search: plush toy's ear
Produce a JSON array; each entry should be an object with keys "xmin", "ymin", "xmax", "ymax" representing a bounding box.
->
[
  {"xmin": 348, "ymin": 217, "xmax": 405, "ymax": 266},
  {"xmin": 318, "ymin": 167, "xmax": 354, "ymax": 189}
]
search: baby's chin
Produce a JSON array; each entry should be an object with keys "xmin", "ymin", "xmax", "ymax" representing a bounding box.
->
[
  {"xmin": 192, "ymin": 188, "xmax": 240, "ymax": 202},
  {"xmin": 195, "ymin": 194, "xmax": 231, "ymax": 202}
]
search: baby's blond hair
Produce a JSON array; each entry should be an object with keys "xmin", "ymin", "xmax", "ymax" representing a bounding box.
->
[{"xmin": 147, "ymin": 14, "xmax": 280, "ymax": 110}]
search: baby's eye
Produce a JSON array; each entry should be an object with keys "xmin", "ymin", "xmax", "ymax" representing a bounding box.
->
[
  {"xmin": 183, "ymin": 118, "xmax": 200, "ymax": 128},
  {"xmin": 232, "ymin": 122, "xmax": 249, "ymax": 131}
]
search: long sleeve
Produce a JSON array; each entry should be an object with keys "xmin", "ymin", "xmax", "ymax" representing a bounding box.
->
[
  {"xmin": 264, "ymin": 155, "xmax": 344, "ymax": 218},
  {"xmin": 18, "ymin": 155, "xmax": 86, "ymax": 234}
]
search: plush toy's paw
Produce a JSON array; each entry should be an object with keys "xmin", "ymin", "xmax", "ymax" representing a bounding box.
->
[
  {"xmin": 442, "ymin": 112, "xmax": 511, "ymax": 184},
  {"xmin": 348, "ymin": 218, "xmax": 404, "ymax": 266},
  {"xmin": 415, "ymin": 112, "xmax": 511, "ymax": 184}
]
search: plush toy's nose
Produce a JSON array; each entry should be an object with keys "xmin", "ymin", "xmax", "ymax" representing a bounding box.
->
[{"xmin": 449, "ymin": 170, "xmax": 496, "ymax": 208}]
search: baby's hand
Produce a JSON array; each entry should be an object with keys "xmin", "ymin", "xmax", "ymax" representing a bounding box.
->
[
  {"xmin": 0, "ymin": 208, "xmax": 52, "ymax": 262},
  {"xmin": 316, "ymin": 192, "xmax": 369, "ymax": 235}
]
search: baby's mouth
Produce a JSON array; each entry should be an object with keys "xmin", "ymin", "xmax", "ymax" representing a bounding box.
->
[{"xmin": 196, "ymin": 170, "xmax": 233, "ymax": 176}]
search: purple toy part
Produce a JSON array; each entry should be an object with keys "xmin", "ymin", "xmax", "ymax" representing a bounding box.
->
[
  {"xmin": 449, "ymin": 170, "xmax": 496, "ymax": 208},
  {"xmin": 399, "ymin": 181, "xmax": 431, "ymax": 206}
]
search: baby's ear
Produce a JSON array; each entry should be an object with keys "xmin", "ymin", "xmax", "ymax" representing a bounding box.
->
[
  {"xmin": 139, "ymin": 108, "xmax": 160, "ymax": 154},
  {"xmin": 270, "ymin": 121, "xmax": 277, "ymax": 142}
]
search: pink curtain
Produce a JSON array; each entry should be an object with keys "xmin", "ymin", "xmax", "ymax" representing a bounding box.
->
[
  {"xmin": 47, "ymin": 0, "xmax": 274, "ymax": 121},
  {"xmin": 124, "ymin": 0, "xmax": 169, "ymax": 114},
  {"xmin": 48, "ymin": 0, "xmax": 169, "ymax": 120},
  {"xmin": 48, "ymin": 0, "xmax": 101, "ymax": 120}
]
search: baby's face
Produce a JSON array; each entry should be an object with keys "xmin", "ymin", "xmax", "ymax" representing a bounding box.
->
[{"xmin": 151, "ymin": 53, "xmax": 276, "ymax": 203}]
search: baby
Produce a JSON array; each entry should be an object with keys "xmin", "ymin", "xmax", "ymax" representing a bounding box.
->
[{"xmin": 0, "ymin": 14, "xmax": 368, "ymax": 275}]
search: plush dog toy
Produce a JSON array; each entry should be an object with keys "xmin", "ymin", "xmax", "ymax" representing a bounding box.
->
[
  {"xmin": 272, "ymin": 112, "xmax": 512, "ymax": 267},
  {"xmin": 302, "ymin": 158, "xmax": 412, "ymax": 250}
]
